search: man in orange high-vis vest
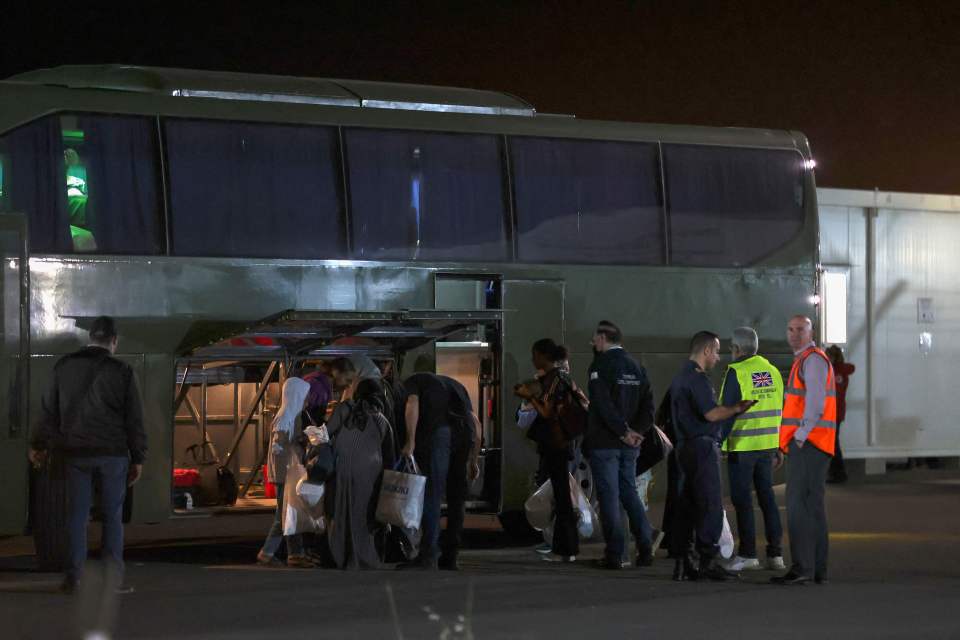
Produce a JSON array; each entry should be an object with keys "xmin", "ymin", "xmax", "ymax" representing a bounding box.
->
[{"xmin": 771, "ymin": 315, "xmax": 837, "ymax": 586}]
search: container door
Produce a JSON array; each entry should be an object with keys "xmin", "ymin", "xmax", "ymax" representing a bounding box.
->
[
  {"xmin": 500, "ymin": 279, "xmax": 565, "ymax": 513},
  {"xmin": 0, "ymin": 214, "xmax": 29, "ymax": 534}
]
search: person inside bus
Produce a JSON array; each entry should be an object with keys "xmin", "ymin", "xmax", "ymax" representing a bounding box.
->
[
  {"xmin": 64, "ymin": 148, "xmax": 97, "ymax": 252},
  {"xmin": 514, "ymin": 339, "xmax": 586, "ymax": 563},
  {"xmin": 257, "ymin": 377, "xmax": 314, "ymax": 568},
  {"xmin": 325, "ymin": 378, "xmax": 396, "ymax": 569}
]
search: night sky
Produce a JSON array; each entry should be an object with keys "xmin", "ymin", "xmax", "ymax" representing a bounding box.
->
[{"xmin": 4, "ymin": 1, "xmax": 958, "ymax": 194}]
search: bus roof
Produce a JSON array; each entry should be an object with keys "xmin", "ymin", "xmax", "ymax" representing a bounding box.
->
[
  {"xmin": 7, "ymin": 65, "xmax": 537, "ymax": 117},
  {"xmin": 1, "ymin": 65, "xmax": 810, "ymax": 153}
]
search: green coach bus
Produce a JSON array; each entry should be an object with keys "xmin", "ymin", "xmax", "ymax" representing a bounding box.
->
[{"xmin": 0, "ymin": 65, "xmax": 819, "ymax": 561}]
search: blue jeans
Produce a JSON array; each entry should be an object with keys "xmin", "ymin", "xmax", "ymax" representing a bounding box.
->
[
  {"xmin": 727, "ymin": 450, "xmax": 783, "ymax": 558},
  {"xmin": 415, "ymin": 425, "xmax": 469, "ymax": 563},
  {"xmin": 65, "ymin": 455, "xmax": 128, "ymax": 584},
  {"xmin": 589, "ymin": 448, "xmax": 652, "ymax": 561},
  {"xmin": 261, "ymin": 483, "xmax": 304, "ymax": 558}
]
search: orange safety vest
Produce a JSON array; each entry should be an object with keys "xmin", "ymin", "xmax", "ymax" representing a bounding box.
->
[{"xmin": 780, "ymin": 345, "xmax": 837, "ymax": 455}]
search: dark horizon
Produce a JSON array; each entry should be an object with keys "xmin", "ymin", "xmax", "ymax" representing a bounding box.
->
[{"xmin": 4, "ymin": 1, "xmax": 958, "ymax": 194}]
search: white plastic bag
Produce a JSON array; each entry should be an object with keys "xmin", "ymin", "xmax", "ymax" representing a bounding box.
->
[
  {"xmin": 296, "ymin": 476, "xmax": 326, "ymax": 508},
  {"xmin": 719, "ymin": 509, "xmax": 735, "ymax": 559},
  {"xmin": 526, "ymin": 474, "xmax": 598, "ymax": 540},
  {"xmin": 570, "ymin": 474, "xmax": 599, "ymax": 539},
  {"xmin": 524, "ymin": 479, "xmax": 554, "ymax": 531},
  {"xmin": 376, "ymin": 456, "xmax": 426, "ymax": 530},
  {"xmin": 282, "ymin": 449, "xmax": 325, "ymax": 535}
]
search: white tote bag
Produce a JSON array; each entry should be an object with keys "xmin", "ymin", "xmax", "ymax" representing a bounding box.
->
[
  {"xmin": 375, "ymin": 456, "xmax": 426, "ymax": 530},
  {"xmin": 282, "ymin": 449, "xmax": 325, "ymax": 535}
]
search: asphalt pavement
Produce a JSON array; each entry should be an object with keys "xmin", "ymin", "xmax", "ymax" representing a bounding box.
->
[{"xmin": 1, "ymin": 467, "xmax": 959, "ymax": 639}]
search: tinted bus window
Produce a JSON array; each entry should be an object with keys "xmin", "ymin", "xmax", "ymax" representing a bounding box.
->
[
  {"xmin": 344, "ymin": 128, "xmax": 509, "ymax": 262},
  {"xmin": 664, "ymin": 145, "xmax": 805, "ymax": 267},
  {"xmin": 165, "ymin": 120, "xmax": 345, "ymax": 259},
  {"xmin": 0, "ymin": 115, "xmax": 162, "ymax": 254},
  {"xmin": 510, "ymin": 137, "xmax": 663, "ymax": 265}
]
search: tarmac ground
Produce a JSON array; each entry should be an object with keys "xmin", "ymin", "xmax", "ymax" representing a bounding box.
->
[{"xmin": 1, "ymin": 467, "xmax": 958, "ymax": 639}]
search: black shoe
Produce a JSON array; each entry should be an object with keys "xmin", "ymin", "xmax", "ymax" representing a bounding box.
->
[
  {"xmin": 814, "ymin": 574, "xmax": 829, "ymax": 585},
  {"xmin": 770, "ymin": 571, "xmax": 811, "ymax": 585},
  {"xmin": 396, "ymin": 558, "xmax": 438, "ymax": 571},
  {"xmin": 594, "ymin": 557, "xmax": 623, "ymax": 571},
  {"xmin": 59, "ymin": 579, "xmax": 78, "ymax": 595},
  {"xmin": 635, "ymin": 552, "xmax": 654, "ymax": 567},
  {"xmin": 438, "ymin": 555, "xmax": 460, "ymax": 571},
  {"xmin": 699, "ymin": 560, "xmax": 736, "ymax": 582},
  {"xmin": 826, "ymin": 475, "xmax": 847, "ymax": 484},
  {"xmin": 672, "ymin": 558, "xmax": 699, "ymax": 582}
]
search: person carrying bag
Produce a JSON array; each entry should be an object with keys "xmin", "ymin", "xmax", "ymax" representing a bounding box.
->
[
  {"xmin": 376, "ymin": 455, "xmax": 426, "ymax": 531},
  {"xmin": 514, "ymin": 339, "xmax": 586, "ymax": 563}
]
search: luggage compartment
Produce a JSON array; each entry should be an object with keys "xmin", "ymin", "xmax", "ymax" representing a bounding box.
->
[{"xmin": 170, "ymin": 309, "xmax": 503, "ymax": 516}]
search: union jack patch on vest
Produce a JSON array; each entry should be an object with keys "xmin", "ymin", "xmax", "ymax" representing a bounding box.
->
[{"xmin": 752, "ymin": 371, "xmax": 773, "ymax": 388}]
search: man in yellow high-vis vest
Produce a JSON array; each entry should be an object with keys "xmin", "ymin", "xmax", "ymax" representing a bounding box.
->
[{"xmin": 718, "ymin": 327, "xmax": 785, "ymax": 572}]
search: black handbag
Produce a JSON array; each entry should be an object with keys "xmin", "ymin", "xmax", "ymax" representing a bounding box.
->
[
  {"xmin": 636, "ymin": 426, "xmax": 674, "ymax": 475},
  {"xmin": 303, "ymin": 442, "xmax": 335, "ymax": 483},
  {"xmin": 185, "ymin": 444, "xmax": 238, "ymax": 506}
]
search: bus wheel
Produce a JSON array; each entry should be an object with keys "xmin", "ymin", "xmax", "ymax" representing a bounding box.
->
[
  {"xmin": 497, "ymin": 510, "xmax": 541, "ymax": 543},
  {"xmin": 31, "ymin": 453, "xmax": 68, "ymax": 572}
]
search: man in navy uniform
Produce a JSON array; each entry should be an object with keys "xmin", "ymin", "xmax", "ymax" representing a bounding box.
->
[{"xmin": 669, "ymin": 331, "xmax": 754, "ymax": 581}]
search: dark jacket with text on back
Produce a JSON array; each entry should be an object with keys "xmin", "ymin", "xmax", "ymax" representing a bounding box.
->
[
  {"xmin": 31, "ymin": 346, "xmax": 147, "ymax": 463},
  {"xmin": 585, "ymin": 347, "xmax": 655, "ymax": 451}
]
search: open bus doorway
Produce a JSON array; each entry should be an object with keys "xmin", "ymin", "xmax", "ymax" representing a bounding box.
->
[{"xmin": 170, "ymin": 310, "xmax": 503, "ymax": 517}]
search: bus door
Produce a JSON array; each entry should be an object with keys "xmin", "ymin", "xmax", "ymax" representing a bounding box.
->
[
  {"xmin": 500, "ymin": 279, "xmax": 565, "ymax": 516},
  {"xmin": 0, "ymin": 214, "xmax": 29, "ymax": 535}
]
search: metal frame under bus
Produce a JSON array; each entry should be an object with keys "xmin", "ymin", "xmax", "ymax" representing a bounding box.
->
[{"xmin": 0, "ymin": 66, "xmax": 820, "ymax": 552}]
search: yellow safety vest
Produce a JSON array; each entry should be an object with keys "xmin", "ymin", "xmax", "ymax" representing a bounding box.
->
[{"xmin": 720, "ymin": 354, "xmax": 784, "ymax": 452}]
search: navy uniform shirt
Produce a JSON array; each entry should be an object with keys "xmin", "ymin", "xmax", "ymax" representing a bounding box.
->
[{"xmin": 669, "ymin": 360, "xmax": 721, "ymax": 443}]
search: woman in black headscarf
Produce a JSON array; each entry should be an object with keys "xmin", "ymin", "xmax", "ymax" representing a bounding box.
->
[{"xmin": 326, "ymin": 378, "xmax": 396, "ymax": 569}]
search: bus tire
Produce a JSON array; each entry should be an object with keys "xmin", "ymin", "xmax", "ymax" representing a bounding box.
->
[
  {"xmin": 497, "ymin": 510, "xmax": 541, "ymax": 543},
  {"xmin": 31, "ymin": 453, "xmax": 69, "ymax": 572}
]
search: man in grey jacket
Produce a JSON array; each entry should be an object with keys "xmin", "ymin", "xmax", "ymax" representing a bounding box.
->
[{"xmin": 29, "ymin": 316, "xmax": 147, "ymax": 593}]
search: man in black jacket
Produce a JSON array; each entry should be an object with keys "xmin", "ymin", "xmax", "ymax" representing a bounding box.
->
[
  {"xmin": 29, "ymin": 316, "xmax": 147, "ymax": 593},
  {"xmin": 585, "ymin": 320, "xmax": 656, "ymax": 569}
]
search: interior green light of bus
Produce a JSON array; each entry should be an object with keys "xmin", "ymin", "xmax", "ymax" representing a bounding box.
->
[{"xmin": 61, "ymin": 129, "xmax": 85, "ymax": 142}]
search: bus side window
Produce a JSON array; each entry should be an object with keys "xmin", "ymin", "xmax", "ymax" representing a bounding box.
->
[
  {"xmin": 62, "ymin": 115, "xmax": 163, "ymax": 255},
  {"xmin": 164, "ymin": 119, "xmax": 345, "ymax": 259},
  {"xmin": 510, "ymin": 136, "xmax": 664, "ymax": 266},
  {"xmin": 344, "ymin": 128, "xmax": 509, "ymax": 263},
  {"xmin": 664, "ymin": 145, "xmax": 806, "ymax": 267},
  {"xmin": 0, "ymin": 117, "xmax": 73, "ymax": 253}
]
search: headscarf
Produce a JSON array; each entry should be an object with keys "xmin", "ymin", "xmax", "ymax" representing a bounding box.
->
[
  {"xmin": 347, "ymin": 378, "xmax": 385, "ymax": 431},
  {"xmin": 272, "ymin": 377, "xmax": 310, "ymax": 437},
  {"xmin": 302, "ymin": 370, "xmax": 332, "ymax": 412}
]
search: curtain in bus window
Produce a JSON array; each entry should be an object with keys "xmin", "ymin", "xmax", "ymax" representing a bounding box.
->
[
  {"xmin": 344, "ymin": 128, "xmax": 508, "ymax": 262},
  {"xmin": 76, "ymin": 115, "xmax": 163, "ymax": 254},
  {"xmin": 510, "ymin": 137, "xmax": 663, "ymax": 265},
  {"xmin": 0, "ymin": 117, "xmax": 71, "ymax": 253},
  {"xmin": 165, "ymin": 120, "xmax": 344, "ymax": 259},
  {"xmin": 664, "ymin": 145, "xmax": 805, "ymax": 267}
]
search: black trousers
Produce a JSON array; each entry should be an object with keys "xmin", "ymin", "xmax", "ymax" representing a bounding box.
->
[
  {"xmin": 542, "ymin": 447, "xmax": 579, "ymax": 557},
  {"xmin": 671, "ymin": 438, "xmax": 723, "ymax": 561}
]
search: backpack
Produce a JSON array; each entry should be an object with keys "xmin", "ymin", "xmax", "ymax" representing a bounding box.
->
[{"xmin": 545, "ymin": 372, "xmax": 589, "ymax": 448}]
